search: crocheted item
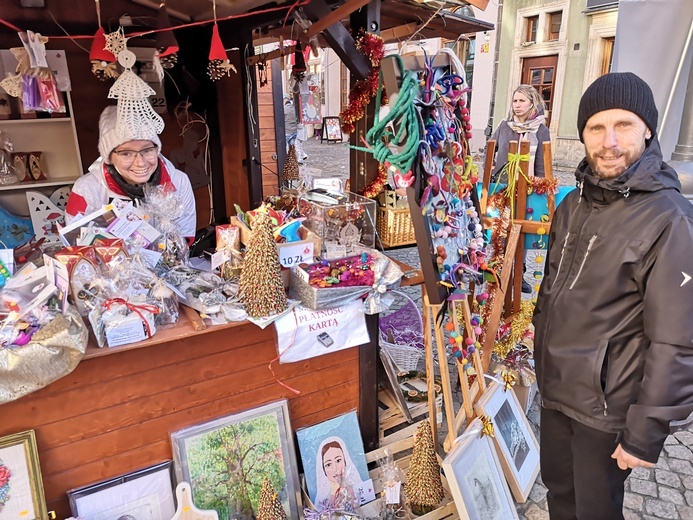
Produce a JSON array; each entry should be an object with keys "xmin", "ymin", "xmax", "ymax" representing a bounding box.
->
[{"xmin": 108, "ymin": 49, "xmax": 164, "ymax": 142}]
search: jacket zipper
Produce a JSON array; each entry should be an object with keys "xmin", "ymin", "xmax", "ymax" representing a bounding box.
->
[
  {"xmin": 603, "ymin": 399, "xmax": 609, "ymax": 416},
  {"xmin": 553, "ymin": 233, "xmax": 570, "ymax": 284},
  {"xmin": 569, "ymin": 235, "xmax": 598, "ymax": 290}
]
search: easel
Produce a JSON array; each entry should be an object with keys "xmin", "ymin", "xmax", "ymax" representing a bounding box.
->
[
  {"xmin": 422, "ymin": 288, "xmax": 487, "ymax": 454},
  {"xmin": 478, "ymin": 139, "xmax": 556, "ymax": 371}
]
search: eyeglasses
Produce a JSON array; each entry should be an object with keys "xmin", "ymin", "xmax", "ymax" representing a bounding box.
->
[{"xmin": 112, "ymin": 146, "xmax": 159, "ymax": 162}]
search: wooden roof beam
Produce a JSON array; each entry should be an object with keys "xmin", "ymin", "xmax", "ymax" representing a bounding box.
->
[
  {"xmin": 304, "ymin": 0, "xmax": 372, "ymax": 39},
  {"xmin": 379, "ymin": 22, "xmax": 422, "ymax": 42},
  {"xmin": 302, "ymin": 0, "xmax": 371, "ymax": 80}
]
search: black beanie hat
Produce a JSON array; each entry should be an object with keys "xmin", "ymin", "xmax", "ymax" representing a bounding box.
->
[{"xmin": 577, "ymin": 72, "xmax": 658, "ymax": 142}]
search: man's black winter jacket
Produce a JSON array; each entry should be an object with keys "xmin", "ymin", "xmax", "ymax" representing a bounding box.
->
[{"xmin": 533, "ymin": 138, "xmax": 693, "ymax": 463}]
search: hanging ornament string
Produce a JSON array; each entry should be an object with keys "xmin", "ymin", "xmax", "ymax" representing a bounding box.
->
[
  {"xmin": 350, "ymin": 54, "xmax": 421, "ymax": 186},
  {"xmin": 339, "ymin": 31, "xmax": 385, "ymax": 134}
]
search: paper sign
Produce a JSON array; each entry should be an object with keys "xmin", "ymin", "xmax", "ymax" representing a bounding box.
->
[
  {"xmin": 279, "ymin": 241, "xmax": 314, "ymax": 268},
  {"xmin": 324, "ymin": 242, "xmax": 346, "ymax": 260},
  {"xmin": 106, "ymin": 319, "xmax": 147, "ymax": 347},
  {"xmin": 211, "ymin": 250, "xmax": 226, "ymax": 271},
  {"xmin": 274, "ymin": 300, "xmax": 370, "ymax": 363}
]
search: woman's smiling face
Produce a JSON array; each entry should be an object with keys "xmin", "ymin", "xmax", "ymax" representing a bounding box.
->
[{"xmin": 110, "ymin": 140, "xmax": 159, "ymax": 185}]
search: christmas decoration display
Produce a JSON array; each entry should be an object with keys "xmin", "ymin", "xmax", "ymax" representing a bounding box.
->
[
  {"xmin": 107, "ymin": 45, "xmax": 165, "ymax": 141},
  {"xmin": 257, "ymin": 478, "xmax": 288, "ymax": 520},
  {"xmin": 360, "ymin": 163, "xmax": 388, "ymax": 199},
  {"xmin": 239, "ymin": 208, "xmax": 287, "ymax": 318},
  {"xmin": 339, "ymin": 31, "xmax": 385, "ymax": 135},
  {"xmin": 404, "ymin": 421, "xmax": 444, "ymax": 515},
  {"xmin": 208, "ymin": 24, "xmax": 236, "ymax": 81},
  {"xmin": 281, "ymin": 144, "xmax": 299, "ymax": 183},
  {"xmin": 89, "ymin": 27, "xmax": 118, "ymax": 81},
  {"xmin": 156, "ymin": 1, "xmax": 179, "ymax": 69}
]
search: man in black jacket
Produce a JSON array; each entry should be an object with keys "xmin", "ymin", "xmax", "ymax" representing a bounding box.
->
[{"xmin": 533, "ymin": 72, "xmax": 693, "ymax": 520}]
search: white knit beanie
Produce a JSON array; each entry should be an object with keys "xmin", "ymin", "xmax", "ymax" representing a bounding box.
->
[{"xmin": 98, "ymin": 105, "xmax": 163, "ymax": 164}]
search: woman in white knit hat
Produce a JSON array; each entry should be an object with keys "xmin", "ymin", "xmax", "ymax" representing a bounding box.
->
[{"xmin": 65, "ymin": 105, "xmax": 197, "ymax": 237}]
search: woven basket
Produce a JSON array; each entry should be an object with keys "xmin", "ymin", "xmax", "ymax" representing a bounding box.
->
[
  {"xmin": 377, "ymin": 206, "xmax": 416, "ymax": 248},
  {"xmin": 379, "ymin": 292, "xmax": 424, "ymax": 373}
]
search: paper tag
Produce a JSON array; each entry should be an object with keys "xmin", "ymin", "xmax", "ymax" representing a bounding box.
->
[
  {"xmin": 279, "ymin": 242, "xmax": 314, "ymax": 268},
  {"xmin": 107, "ymin": 217, "xmax": 143, "ymax": 239},
  {"xmin": 324, "ymin": 242, "xmax": 346, "ymax": 260},
  {"xmin": 385, "ymin": 481, "xmax": 402, "ymax": 504},
  {"xmin": 211, "ymin": 250, "xmax": 226, "ymax": 271},
  {"xmin": 139, "ymin": 249, "xmax": 163, "ymax": 269},
  {"xmin": 105, "ymin": 318, "xmax": 147, "ymax": 347},
  {"xmin": 354, "ymin": 478, "xmax": 376, "ymax": 505},
  {"xmin": 136, "ymin": 219, "xmax": 162, "ymax": 243}
]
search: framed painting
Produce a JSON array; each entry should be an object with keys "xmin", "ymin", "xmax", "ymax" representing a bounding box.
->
[
  {"xmin": 171, "ymin": 400, "xmax": 301, "ymax": 519},
  {"xmin": 296, "ymin": 411, "xmax": 376, "ymax": 508},
  {"xmin": 441, "ymin": 418, "xmax": 519, "ymax": 520},
  {"xmin": 473, "ymin": 381, "xmax": 540, "ymax": 502},
  {"xmin": 321, "ymin": 117, "xmax": 343, "ymax": 143},
  {"xmin": 0, "ymin": 430, "xmax": 47, "ymax": 520},
  {"xmin": 67, "ymin": 461, "xmax": 175, "ymax": 520}
]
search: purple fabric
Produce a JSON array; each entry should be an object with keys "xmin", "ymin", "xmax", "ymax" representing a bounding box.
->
[{"xmin": 379, "ymin": 299, "xmax": 424, "ymax": 350}]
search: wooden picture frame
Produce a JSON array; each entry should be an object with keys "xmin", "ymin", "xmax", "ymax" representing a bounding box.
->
[
  {"xmin": 67, "ymin": 461, "xmax": 176, "ymax": 520},
  {"xmin": 320, "ymin": 116, "xmax": 343, "ymax": 143},
  {"xmin": 0, "ymin": 430, "xmax": 47, "ymax": 520},
  {"xmin": 171, "ymin": 400, "xmax": 301, "ymax": 519},
  {"xmin": 379, "ymin": 347, "xmax": 413, "ymax": 422},
  {"xmin": 473, "ymin": 381, "xmax": 540, "ymax": 502},
  {"xmin": 441, "ymin": 418, "xmax": 519, "ymax": 520}
]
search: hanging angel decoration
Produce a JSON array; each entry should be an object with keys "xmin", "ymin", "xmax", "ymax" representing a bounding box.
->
[{"xmin": 108, "ymin": 46, "xmax": 164, "ymax": 140}]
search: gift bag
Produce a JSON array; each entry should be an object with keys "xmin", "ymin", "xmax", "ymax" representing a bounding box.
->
[{"xmin": 0, "ymin": 305, "xmax": 87, "ymax": 404}]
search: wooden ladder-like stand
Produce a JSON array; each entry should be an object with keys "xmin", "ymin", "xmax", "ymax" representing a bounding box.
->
[{"xmin": 478, "ymin": 139, "xmax": 556, "ymax": 372}]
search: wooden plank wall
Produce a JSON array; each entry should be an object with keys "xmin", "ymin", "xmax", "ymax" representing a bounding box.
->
[
  {"xmin": 0, "ymin": 323, "xmax": 360, "ymax": 519},
  {"xmin": 257, "ymin": 68, "xmax": 281, "ymax": 197}
]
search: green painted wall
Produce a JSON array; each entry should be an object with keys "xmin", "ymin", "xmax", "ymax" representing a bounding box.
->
[
  {"xmin": 558, "ymin": 4, "xmax": 591, "ymax": 137},
  {"xmin": 492, "ymin": 1, "xmax": 598, "ymax": 138}
]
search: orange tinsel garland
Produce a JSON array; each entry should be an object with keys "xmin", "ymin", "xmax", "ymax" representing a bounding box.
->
[
  {"xmin": 360, "ymin": 163, "xmax": 388, "ymax": 198},
  {"xmin": 339, "ymin": 31, "xmax": 385, "ymax": 135}
]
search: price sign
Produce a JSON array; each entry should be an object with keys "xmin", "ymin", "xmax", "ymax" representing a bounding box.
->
[{"xmin": 278, "ymin": 242, "xmax": 314, "ymax": 268}]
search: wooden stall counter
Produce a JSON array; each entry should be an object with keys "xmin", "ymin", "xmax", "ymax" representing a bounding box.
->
[{"xmin": 0, "ymin": 309, "xmax": 361, "ymax": 518}]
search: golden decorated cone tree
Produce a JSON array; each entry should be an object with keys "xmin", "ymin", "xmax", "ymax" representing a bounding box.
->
[
  {"xmin": 257, "ymin": 478, "xmax": 288, "ymax": 520},
  {"xmin": 282, "ymin": 144, "xmax": 299, "ymax": 182},
  {"xmin": 404, "ymin": 420, "xmax": 444, "ymax": 515},
  {"xmin": 239, "ymin": 208, "xmax": 287, "ymax": 318}
]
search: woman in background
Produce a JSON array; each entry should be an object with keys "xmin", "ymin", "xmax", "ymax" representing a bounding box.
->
[{"xmin": 490, "ymin": 84, "xmax": 551, "ymax": 181}]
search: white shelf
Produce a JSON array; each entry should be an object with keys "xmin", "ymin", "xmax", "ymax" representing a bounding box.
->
[
  {"xmin": 0, "ymin": 117, "xmax": 72, "ymax": 125},
  {"xmin": 0, "ymin": 178, "xmax": 76, "ymax": 192}
]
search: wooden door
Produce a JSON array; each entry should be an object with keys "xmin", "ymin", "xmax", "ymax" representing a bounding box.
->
[{"xmin": 522, "ymin": 55, "xmax": 558, "ymax": 126}]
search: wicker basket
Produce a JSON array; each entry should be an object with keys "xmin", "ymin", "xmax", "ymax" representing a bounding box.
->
[
  {"xmin": 377, "ymin": 206, "xmax": 416, "ymax": 248},
  {"xmin": 380, "ymin": 292, "xmax": 424, "ymax": 373}
]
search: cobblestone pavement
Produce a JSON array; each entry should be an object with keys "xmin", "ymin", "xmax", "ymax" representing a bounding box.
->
[{"xmin": 301, "ymin": 136, "xmax": 693, "ymax": 520}]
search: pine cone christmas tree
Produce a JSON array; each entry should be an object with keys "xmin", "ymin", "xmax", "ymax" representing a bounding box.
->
[
  {"xmin": 404, "ymin": 420, "xmax": 444, "ymax": 515},
  {"xmin": 282, "ymin": 145, "xmax": 300, "ymax": 182},
  {"xmin": 257, "ymin": 478, "xmax": 288, "ymax": 520},
  {"xmin": 239, "ymin": 208, "xmax": 287, "ymax": 318}
]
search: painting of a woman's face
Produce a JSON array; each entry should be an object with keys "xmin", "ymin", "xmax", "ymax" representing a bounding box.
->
[{"xmin": 322, "ymin": 445, "xmax": 346, "ymax": 484}]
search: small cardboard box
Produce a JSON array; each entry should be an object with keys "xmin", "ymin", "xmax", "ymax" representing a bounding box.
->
[{"xmin": 513, "ymin": 382, "xmax": 538, "ymax": 413}]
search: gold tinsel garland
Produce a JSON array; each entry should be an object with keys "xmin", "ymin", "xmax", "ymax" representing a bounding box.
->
[{"xmin": 493, "ymin": 300, "xmax": 535, "ymax": 359}]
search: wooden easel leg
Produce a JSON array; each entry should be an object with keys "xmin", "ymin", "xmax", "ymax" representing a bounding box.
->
[{"xmin": 422, "ymin": 292, "xmax": 439, "ymax": 451}]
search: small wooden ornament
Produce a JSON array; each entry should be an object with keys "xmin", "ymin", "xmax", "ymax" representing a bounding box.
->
[{"xmin": 28, "ymin": 152, "xmax": 47, "ymax": 181}]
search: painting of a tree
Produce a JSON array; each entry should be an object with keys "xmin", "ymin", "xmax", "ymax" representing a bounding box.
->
[{"xmin": 173, "ymin": 402, "xmax": 300, "ymax": 520}]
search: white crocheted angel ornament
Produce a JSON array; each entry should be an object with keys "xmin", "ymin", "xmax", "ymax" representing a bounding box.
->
[{"xmin": 108, "ymin": 49, "xmax": 164, "ymax": 140}]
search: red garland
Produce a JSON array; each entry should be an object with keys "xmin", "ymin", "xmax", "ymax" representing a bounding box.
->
[
  {"xmin": 361, "ymin": 163, "xmax": 388, "ymax": 198},
  {"xmin": 530, "ymin": 177, "xmax": 559, "ymax": 195},
  {"xmin": 339, "ymin": 31, "xmax": 385, "ymax": 134}
]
